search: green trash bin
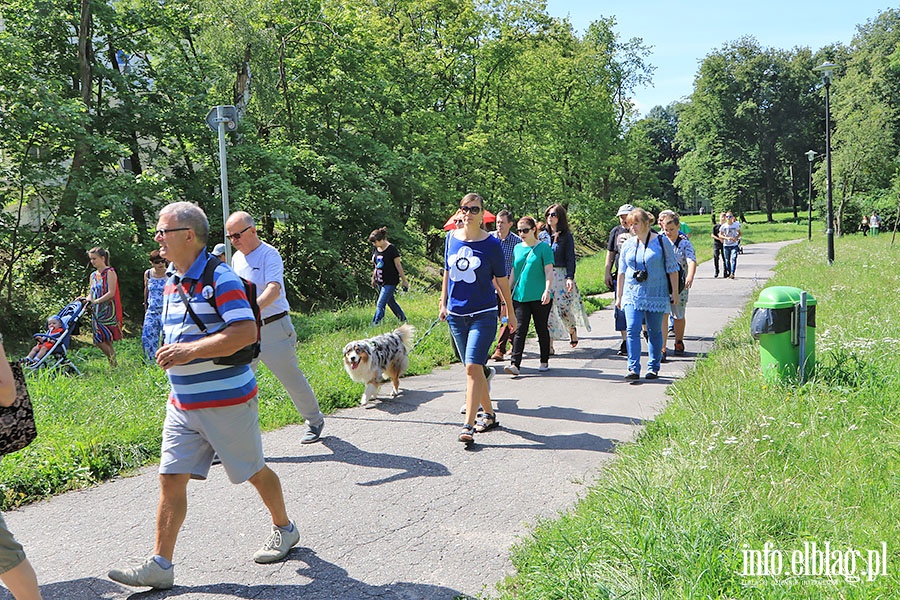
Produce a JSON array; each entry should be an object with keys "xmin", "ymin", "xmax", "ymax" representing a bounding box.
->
[{"xmin": 750, "ymin": 286, "xmax": 816, "ymax": 382}]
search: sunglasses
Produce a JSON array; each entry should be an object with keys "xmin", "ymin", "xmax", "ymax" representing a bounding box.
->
[
  {"xmin": 154, "ymin": 227, "xmax": 190, "ymax": 238},
  {"xmin": 546, "ymin": 212, "xmax": 557, "ymax": 218},
  {"xmin": 150, "ymin": 259, "xmax": 166, "ymax": 264},
  {"xmin": 227, "ymin": 225, "xmax": 253, "ymax": 240},
  {"xmin": 517, "ymin": 227, "xmax": 532, "ymax": 234},
  {"xmin": 459, "ymin": 205, "xmax": 481, "ymax": 214}
]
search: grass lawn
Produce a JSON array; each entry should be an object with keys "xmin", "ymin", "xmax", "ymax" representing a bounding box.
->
[{"xmin": 493, "ymin": 234, "xmax": 899, "ymax": 599}]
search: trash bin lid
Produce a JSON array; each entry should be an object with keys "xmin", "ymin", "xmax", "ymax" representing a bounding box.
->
[{"xmin": 754, "ymin": 286, "xmax": 817, "ymax": 309}]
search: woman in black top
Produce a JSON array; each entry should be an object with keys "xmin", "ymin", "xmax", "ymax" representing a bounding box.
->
[
  {"xmin": 544, "ymin": 204, "xmax": 591, "ymax": 350},
  {"xmin": 369, "ymin": 227, "xmax": 409, "ymax": 325}
]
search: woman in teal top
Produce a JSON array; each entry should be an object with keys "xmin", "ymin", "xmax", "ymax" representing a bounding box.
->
[{"xmin": 506, "ymin": 216, "xmax": 555, "ymax": 375}]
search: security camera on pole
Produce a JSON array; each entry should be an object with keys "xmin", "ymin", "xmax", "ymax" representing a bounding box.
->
[{"xmin": 206, "ymin": 105, "xmax": 238, "ymax": 264}]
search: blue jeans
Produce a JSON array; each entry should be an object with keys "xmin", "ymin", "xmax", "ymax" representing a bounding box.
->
[
  {"xmin": 447, "ymin": 311, "xmax": 497, "ymax": 366},
  {"xmin": 372, "ymin": 285, "xmax": 407, "ymax": 325},
  {"xmin": 624, "ymin": 305, "xmax": 664, "ymax": 375},
  {"xmin": 723, "ymin": 245, "xmax": 738, "ymax": 276}
]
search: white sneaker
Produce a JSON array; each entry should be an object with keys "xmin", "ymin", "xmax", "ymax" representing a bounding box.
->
[
  {"xmin": 538, "ymin": 363, "xmax": 549, "ymax": 372},
  {"xmin": 504, "ymin": 364, "xmax": 519, "ymax": 376},
  {"xmin": 253, "ymin": 522, "xmax": 300, "ymax": 564},
  {"xmin": 486, "ymin": 366, "xmax": 496, "ymax": 393},
  {"xmin": 109, "ymin": 557, "xmax": 174, "ymax": 589}
]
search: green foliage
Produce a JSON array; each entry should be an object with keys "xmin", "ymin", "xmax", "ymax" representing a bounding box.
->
[
  {"xmin": 0, "ymin": 0, "xmax": 653, "ymax": 329},
  {"xmin": 495, "ymin": 235, "xmax": 900, "ymax": 599}
]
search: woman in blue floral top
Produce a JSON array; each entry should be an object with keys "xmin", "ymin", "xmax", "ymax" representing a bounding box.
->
[
  {"xmin": 440, "ymin": 193, "xmax": 517, "ymax": 444},
  {"xmin": 615, "ymin": 208, "xmax": 679, "ymax": 380}
]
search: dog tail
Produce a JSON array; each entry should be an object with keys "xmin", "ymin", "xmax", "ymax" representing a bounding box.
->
[{"xmin": 397, "ymin": 323, "xmax": 416, "ymax": 349}]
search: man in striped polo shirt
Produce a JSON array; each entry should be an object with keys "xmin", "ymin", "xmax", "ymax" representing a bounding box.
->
[{"xmin": 109, "ymin": 202, "xmax": 300, "ymax": 590}]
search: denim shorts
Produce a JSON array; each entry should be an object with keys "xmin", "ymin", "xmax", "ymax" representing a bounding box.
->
[{"xmin": 447, "ymin": 311, "xmax": 498, "ymax": 366}]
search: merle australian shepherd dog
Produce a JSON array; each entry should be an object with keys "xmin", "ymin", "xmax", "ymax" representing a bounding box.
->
[{"xmin": 342, "ymin": 324, "xmax": 415, "ymax": 405}]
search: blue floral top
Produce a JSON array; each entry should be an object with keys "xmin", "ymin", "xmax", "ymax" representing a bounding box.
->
[
  {"xmin": 445, "ymin": 234, "xmax": 506, "ymax": 316},
  {"xmin": 618, "ymin": 233, "xmax": 678, "ymax": 313}
]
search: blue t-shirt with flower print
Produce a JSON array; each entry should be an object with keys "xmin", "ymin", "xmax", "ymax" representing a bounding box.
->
[{"xmin": 445, "ymin": 234, "xmax": 506, "ymax": 316}]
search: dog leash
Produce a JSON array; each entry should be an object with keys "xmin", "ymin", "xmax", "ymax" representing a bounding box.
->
[{"xmin": 409, "ymin": 317, "xmax": 444, "ymax": 354}]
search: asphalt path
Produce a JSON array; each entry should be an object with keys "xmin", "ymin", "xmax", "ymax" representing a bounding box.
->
[{"xmin": 2, "ymin": 241, "xmax": 794, "ymax": 600}]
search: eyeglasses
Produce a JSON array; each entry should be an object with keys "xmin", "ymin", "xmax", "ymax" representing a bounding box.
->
[
  {"xmin": 227, "ymin": 225, "xmax": 253, "ymax": 240},
  {"xmin": 154, "ymin": 227, "xmax": 190, "ymax": 238},
  {"xmin": 517, "ymin": 227, "xmax": 532, "ymax": 234},
  {"xmin": 546, "ymin": 212, "xmax": 557, "ymax": 218},
  {"xmin": 459, "ymin": 205, "xmax": 481, "ymax": 214}
]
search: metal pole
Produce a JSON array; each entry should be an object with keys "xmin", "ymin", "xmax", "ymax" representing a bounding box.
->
[
  {"xmin": 808, "ymin": 159, "xmax": 813, "ymax": 242},
  {"xmin": 798, "ymin": 291, "xmax": 808, "ymax": 383},
  {"xmin": 216, "ymin": 106, "xmax": 232, "ymax": 264},
  {"xmin": 824, "ymin": 81, "xmax": 834, "ymax": 265}
]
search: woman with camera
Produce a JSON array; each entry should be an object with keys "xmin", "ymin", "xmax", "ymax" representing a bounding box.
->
[{"xmin": 615, "ymin": 208, "xmax": 679, "ymax": 380}]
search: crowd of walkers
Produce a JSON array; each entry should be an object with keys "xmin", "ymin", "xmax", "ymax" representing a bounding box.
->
[{"xmin": 1, "ymin": 196, "xmax": 731, "ymax": 595}]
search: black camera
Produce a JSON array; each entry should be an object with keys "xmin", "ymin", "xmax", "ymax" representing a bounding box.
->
[{"xmin": 633, "ymin": 270, "xmax": 648, "ymax": 282}]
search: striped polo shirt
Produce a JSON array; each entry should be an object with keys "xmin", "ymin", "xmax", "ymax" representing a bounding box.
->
[{"xmin": 162, "ymin": 252, "xmax": 258, "ymax": 410}]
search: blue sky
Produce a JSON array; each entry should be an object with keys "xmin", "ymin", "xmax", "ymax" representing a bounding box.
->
[{"xmin": 544, "ymin": 0, "xmax": 891, "ymax": 115}]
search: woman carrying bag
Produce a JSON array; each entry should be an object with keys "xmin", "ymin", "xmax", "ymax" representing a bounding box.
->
[{"xmin": 0, "ymin": 335, "xmax": 44, "ymax": 600}]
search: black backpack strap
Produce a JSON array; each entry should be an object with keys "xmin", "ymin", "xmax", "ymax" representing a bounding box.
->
[
  {"xmin": 174, "ymin": 276, "xmax": 208, "ymax": 333},
  {"xmin": 175, "ymin": 256, "xmax": 222, "ymax": 333}
]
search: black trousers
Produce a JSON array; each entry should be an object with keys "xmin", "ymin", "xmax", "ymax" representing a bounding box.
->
[
  {"xmin": 510, "ymin": 299, "xmax": 554, "ymax": 366},
  {"xmin": 713, "ymin": 244, "xmax": 725, "ymax": 276}
]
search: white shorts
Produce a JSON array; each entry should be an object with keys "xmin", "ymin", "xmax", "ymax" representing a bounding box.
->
[{"xmin": 160, "ymin": 397, "xmax": 265, "ymax": 484}]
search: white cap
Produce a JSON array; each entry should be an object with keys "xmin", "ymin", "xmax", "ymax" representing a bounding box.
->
[
  {"xmin": 617, "ymin": 204, "xmax": 634, "ymax": 216},
  {"xmin": 212, "ymin": 243, "xmax": 227, "ymax": 257}
]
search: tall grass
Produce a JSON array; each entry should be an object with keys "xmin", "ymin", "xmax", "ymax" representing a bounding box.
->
[{"xmin": 494, "ymin": 235, "xmax": 899, "ymax": 598}]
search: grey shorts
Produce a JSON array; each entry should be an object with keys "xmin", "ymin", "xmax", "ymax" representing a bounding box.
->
[
  {"xmin": 671, "ymin": 289, "xmax": 689, "ymax": 320},
  {"xmin": 160, "ymin": 397, "xmax": 266, "ymax": 484},
  {"xmin": 0, "ymin": 513, "xmax": 26, "ymax": 576}
]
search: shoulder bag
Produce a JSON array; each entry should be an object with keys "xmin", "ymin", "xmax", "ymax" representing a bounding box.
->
[{"xmin": 0, "ymin": 362, "xmax": 38, "ymax": 456}]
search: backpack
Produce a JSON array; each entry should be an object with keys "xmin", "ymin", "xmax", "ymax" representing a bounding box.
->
[{"xmin": 178, "ymin": 256, "xmax": 261, "ymax": 365}]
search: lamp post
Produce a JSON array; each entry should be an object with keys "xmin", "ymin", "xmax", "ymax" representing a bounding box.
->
[
  {"xmin": 805, "ymin": 150, "xmax": 818, "ymax": 241},
  {"xmin": 813, "ymin": 61, "xmax": 838, "ymax": 264}
]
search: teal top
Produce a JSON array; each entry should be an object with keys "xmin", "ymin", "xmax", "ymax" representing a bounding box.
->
[{"xmin": 511, "ymin": 241, "xmax": 555, "ymax": 303}]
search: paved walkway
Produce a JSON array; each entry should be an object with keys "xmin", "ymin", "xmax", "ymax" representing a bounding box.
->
[{"xmin": 2, "ymin": 242, "xmax": 793, "ymax": 600}]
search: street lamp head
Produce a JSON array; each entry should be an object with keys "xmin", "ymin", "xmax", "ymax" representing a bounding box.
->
[
  {"xmin": 813, "ymin": 61, "xmax": 839, "ymax": 82},
  {"xmin": 805, "ymin": 150, "xmax": 818, "ymax": 162}
]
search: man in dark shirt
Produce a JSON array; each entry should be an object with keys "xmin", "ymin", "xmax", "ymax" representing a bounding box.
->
[{"xmin": 605, "ymin": 204, "xmax": 633, "ymax": 355}]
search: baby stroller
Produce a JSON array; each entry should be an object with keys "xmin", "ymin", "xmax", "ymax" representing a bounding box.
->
[{"xmin": 24, "ymin": 299, "xmax": 89, "ymax": 375}]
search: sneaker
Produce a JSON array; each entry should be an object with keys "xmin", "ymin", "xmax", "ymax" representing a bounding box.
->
[
  {"xmin": 109, "ymin": 557, "xmax": 174, "ymax": 590},
  {"xmin": 538, "ymin": 363, "xmax": 549, "ymax": 372},
  {"xmin": 485, "ymin": 367, "xmax": 496, "ymax": 393},
  {"xmin": 253, "ymin": 522, "xmax": 300, "ymax": 564},
  {"xmin": 624, "ymin": 372, "xmax": 640, "ymax": 380},
  {"xmin": 504, "ymin": 364, "xmax": 520, "ymax": 376},
  {"xmin": 646, "ymin": 372, "xmax": 659, "ymax": 380},
  {"xmin": 300, "ymin": 421, "xmax": 324, "ymax": 444},
  {"xmin": 617, "ymin": 341, "xmax": 627, "ymax": 356}
]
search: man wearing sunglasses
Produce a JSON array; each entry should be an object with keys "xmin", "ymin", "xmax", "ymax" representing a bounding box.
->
[
  {"xmin": 226, "ymin": 211, "xmax": 326, "ymax": 445},
  {"xmin": 489, "ymin": 210, "xmax": 522, "ymax": 361}
]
